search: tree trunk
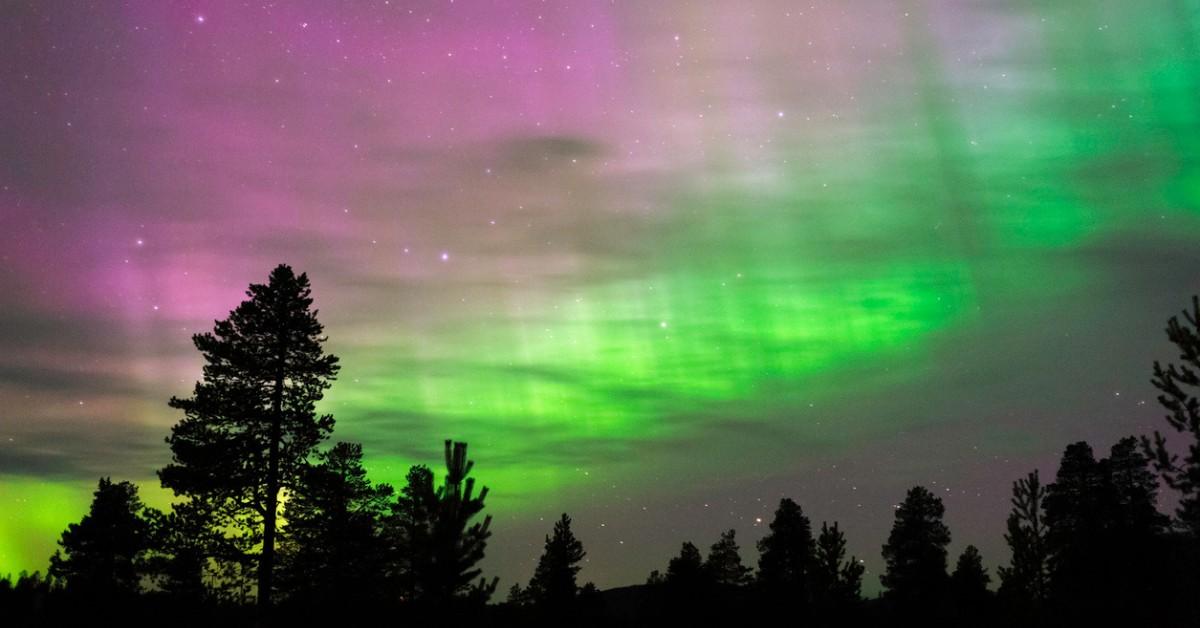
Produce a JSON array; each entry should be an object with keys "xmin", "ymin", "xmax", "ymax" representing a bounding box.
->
[{"xmin": 259, "ymin": 346, "xmax": 285, "ymax": 618}]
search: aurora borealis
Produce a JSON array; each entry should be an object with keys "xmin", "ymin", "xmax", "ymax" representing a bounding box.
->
[{"xmin": 3, "ymin": 0, "xmax": 1200, "ymax": 591}]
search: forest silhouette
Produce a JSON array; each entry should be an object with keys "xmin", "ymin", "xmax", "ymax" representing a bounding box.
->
[{"xmin": 3, "ymin": 265, "xmax": 1199, "ymax": 627}]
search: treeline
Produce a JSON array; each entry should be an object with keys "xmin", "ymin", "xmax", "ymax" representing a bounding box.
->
[{"xmin": 2, "ymin": 266, "xmax": 1199, "ymax": 627}]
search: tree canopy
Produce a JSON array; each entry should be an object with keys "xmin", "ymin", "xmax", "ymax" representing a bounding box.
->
[{"xmin": 159, "ymin": 264, "xmax": 340, "ymax": 611}]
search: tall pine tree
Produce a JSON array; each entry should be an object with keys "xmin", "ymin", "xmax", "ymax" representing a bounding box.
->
[
  {"xmin": 527, "ymin": 513, "xmax": 587, "ymax": 608},
  {"xmin": 812, "ymin": 521, "xmax": 864, "ymax": 608},
  {"xmin": 1144, "ymin": 295, "xmax": 1200, "ymax": 535},
  {"xmin": 1043, "ymin": 441, "xmax": 1103, "ymax": 606},
  {"xmin": 703, "ymin": 529, "xmax": 751, "ymax": 587},
  {"xmin": 159, "ymin": 264, "xmax": 340, "ymax": 613},
  {"xmin": 389, "ymin": 440, "xmax": 496, "ymax": 606},
  {"xmin": 49, "ymin": 478, "xmax": 150, "ymax": 597},
  {"xmin": 997, "ymin": 470, "xmax": 1047, "ymax": 606},
  {"xmin": 950, "ymin": 545, "xmax": 990, "ymax": 612},
  {"xmin": 880, "ymin": 486, "xmax": 951, "ymax": 609},
  {"xmin": 276, "ymin": 442, "xmax": 394, "ymax": 604},
  {"xmin": 756, "ymin": 497, "xmax": 816, "ymax": 598},
  {"xmin": 665, "ymin": 542, "xmax": 706, "ymax": 588}
]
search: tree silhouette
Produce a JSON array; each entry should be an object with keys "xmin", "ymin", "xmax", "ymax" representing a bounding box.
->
[
  {"xmin": 756, "ymin": 497, "xmax": 815, "ymax": 599},
  {"xmin": 997, "ymin": 470, "xmax": 1047, "ymax": 607},
  {"xmin": 1043, "ymin": 438, "xmax": 1167, "ymax": 621},
  {"xmin": 143, "ymin": 499, "xmax": 246, "ymax": 600},
  {"xmin": 389, "ymin": 440, "xmax": 496, "ymax": 606},
  {"xmin": 506, "ymin": 582, "xmax": 530, "ymax": 606},
  {"xmin": 388, "ymin": 464, "xmax": 434, "ymax": 601},
  {"xmin": 703, "ymin": 529, "xmax": 750, "ymax": 587},
  {"xmin": 1143, "ymin": 294, "xmax": 1200, "ymax": 535},
  {"xmin": 880, "ymin": 486, "xmax": 951, "ymax": 609},
  {"xmin": 812, "ymin": 521, "xmax": 864, "ymax": 608},
  {"xmin": 1107, "ymin": 437, "xmax": 1167, "ymax": 534},
  {"xmin": 527, "ymin": 513, "xmax": 587, "ymax": 609},
  {"xmin": 951, "ymin": 544, "xmax": 990, "ymax": 614},
  {"xmin": 48, "ymin": 478, "xmax": 150, "ymax": 597},
  {"xmin": 159, "ymin": 264, "xmax": 340, "ymax": 613},
  {"xmin": 0, "ymin": 571, "xmax": 56, "ymax": 626},
  {"xmin": 1043, "ymin": 441, "xmax": 1103, "ymax": 606},
  {"xmin": 665, "ymin": 541, "xmax": 705, "ymax": 588},
  {"xmin": 276, "ymin": 442, "xmax": 394, "ymax": 605}
]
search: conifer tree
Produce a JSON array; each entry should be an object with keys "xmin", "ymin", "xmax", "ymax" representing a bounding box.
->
[
  {"xmin": 389, "ymin": 463, "xmax": 434, "ymax": 600},
  {"xmin": 1143, "ymin": 295, "xmax": 1200, "ymax": 535},
  {"xmin": 159, "ymin": 264, "xmax": 340, "ymax": 612},
  {"xmin": 1043, "ymin": 438, "xmax": 1167, "ymax": 621},
  {"xmin": 951, "ymin": 545, "xmax": 990, "ymax": 604},
  {"xmin": 527, "ymin": 513, "xmax": 587, "ymax": 608},
  {"xmin": 49, "ymin": 478, "xmax": 150, "ymax": 596},
  {"xmin": 506, "ymin": 582, "xmax": 529, "ymax": 606},
  {"xmin": 756, "ymin": 497, "xmax": 816, "ymax": 596},
  {"xmin": 880, "ymin": 486, "xmax": 951, "ymax": 607},
  {"xmin": 391, "ymin": 441, "xmax": 496, "ymax": 605},
  {"xmin": 703, "ymin": 529, "xmax": 751, "ymax": 587},
  {"xmin": 1107, "ymin": 437, "xmax": 1167, "ymax": 534},
  {"xmin": 143, "ymin": 500, "xmax": 244, "ymax": 600},
  {"xmin": 997, "ymin": 471, "xmax": 1047, "ymax": 605},
  {"xmin": 1043, "ymin": 442, "xmax": 1103, "ymax": 603},
  {"xmin": 277, "ymin": 442, "xmax": 394, "ymax": 604},
  {"xmin": 813, "ymin": 521, "xmax": 864, "ymax": 606},
  {"xmin": 665, "ymin": 542, "xmax": 705, "ymax": 588}
]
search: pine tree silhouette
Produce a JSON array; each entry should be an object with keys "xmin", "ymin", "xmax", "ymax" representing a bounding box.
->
[
  {"xmin": 951, "ymin": 544, "xmax": 990, "ymax": 614},
  {"xmin": 665, "ymin": 541, "xmax": 705, "ymax": 588},
  {"xmin": 49, "ymin": 478, "xmax": 150, "ymax": 597},
  {"xmin": 389, "ymin": 464, "xmax": 435, "ymax": 601},
  {"xmin": 703, "ymin": 529, "xmax": 751, "ymax": 587},
  {"xmin": 159, "ymin": 264, "xmax": 340, "ymax": 614},
  {"xmin": 813, "ymin": 521, "xmax": 864, "ymax": 609},
  {"xmin": 527, "ymin": 513, "xmax": 587, "ymax": 609},
  {"xmin": 880, "ymin": 486, "xmax": 951, "ymax": 611},
  {"xmin": 1042, "ymin": 437, "xmax": 1168, "ymax": 622},
  {"xmin": 276, "ymin": 442, "xmax": 393, "ymax": 605},
  {"xmin": 143, "ymin": 499, "xmax": 244, "ymax": 600},
  {"xmin": 756, "ymin": 497, "xmax": 816, "ymax": 600},
  {"xmin": 1143, "ymin": 295, "xmax": 1200, "ymax": 535},
  {"xmin": 997, "ymin": 470, "xmax": 1048, "ymax": 607},
  {"xmin": 389, "ymin": 441, "xmax": 495, "ymax": 607},
  {"xmin": 1043, "ymin": 441, "xmax": 1103, "ymax": 607}
]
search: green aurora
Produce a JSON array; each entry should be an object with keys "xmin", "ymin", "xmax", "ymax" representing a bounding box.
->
[{"xmin": 2, "ymin": 0, "xmax": 1200, "ymax": 589}]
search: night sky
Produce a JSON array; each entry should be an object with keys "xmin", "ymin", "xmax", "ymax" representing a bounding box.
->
[{"xmin": 3, "ymin": 1, "xmax": 1200, "ymax": 592}]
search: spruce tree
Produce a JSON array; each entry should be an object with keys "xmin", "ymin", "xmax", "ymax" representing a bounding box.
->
[
  {"xmin": 276, "ymin": 442, "xmax": 394, "ymax": 604},
  {"xmin": 1043, "ymin": 441, "xmax": 1102, "ymax": 604},
  {"xmin": 49, "ymin": 478, "xmax": 150, "ymax": 596},
  {"xmin": 158, "ymin": 264, "xmax": 340, "ymax": 612},
  {"xmin": 390, "ymin": 441, "xmax": 496, "ymax": 605},
  {"xmin": 1043, "ymin": 438, "xmax": 1168, "ymax": 621},
  {"xmin": 756, "ymin": 497, "xmax": 816, "ymax": 597},
  {"xmin": 703, "ymin": 529, "xmax": 751, "ymax": 587},
  {"xmin": 880, "ymin": 486, "xmax": 951, "ymax": 608},
  {"xmin": 665, "ymin": 542, "xmax": 705, "ymax": 588},
  {"xmin": 527, "ymin": 513, "xmax": 587, "ymax": 608},
  {"xmin": 997, "ymin": 471, "xmax": 1047, "ymax": 606},
  {"xmin": 813, "ymin": 521, "xmax": 864, "ymax": 607},
  {"xmin": 143, "ymin": 499, "xmax": 243, "ymax": 600},
  {"xmin": 951, "ymin": 545, "xmax": 990, "ymax": 606},
  {"xmin": 1143, "ymin": 295, "xmax": 1200, "ymax": 535},
  {"xmin": 390, "ymin": 464, "xmax": 435, "ymax": 600}
]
